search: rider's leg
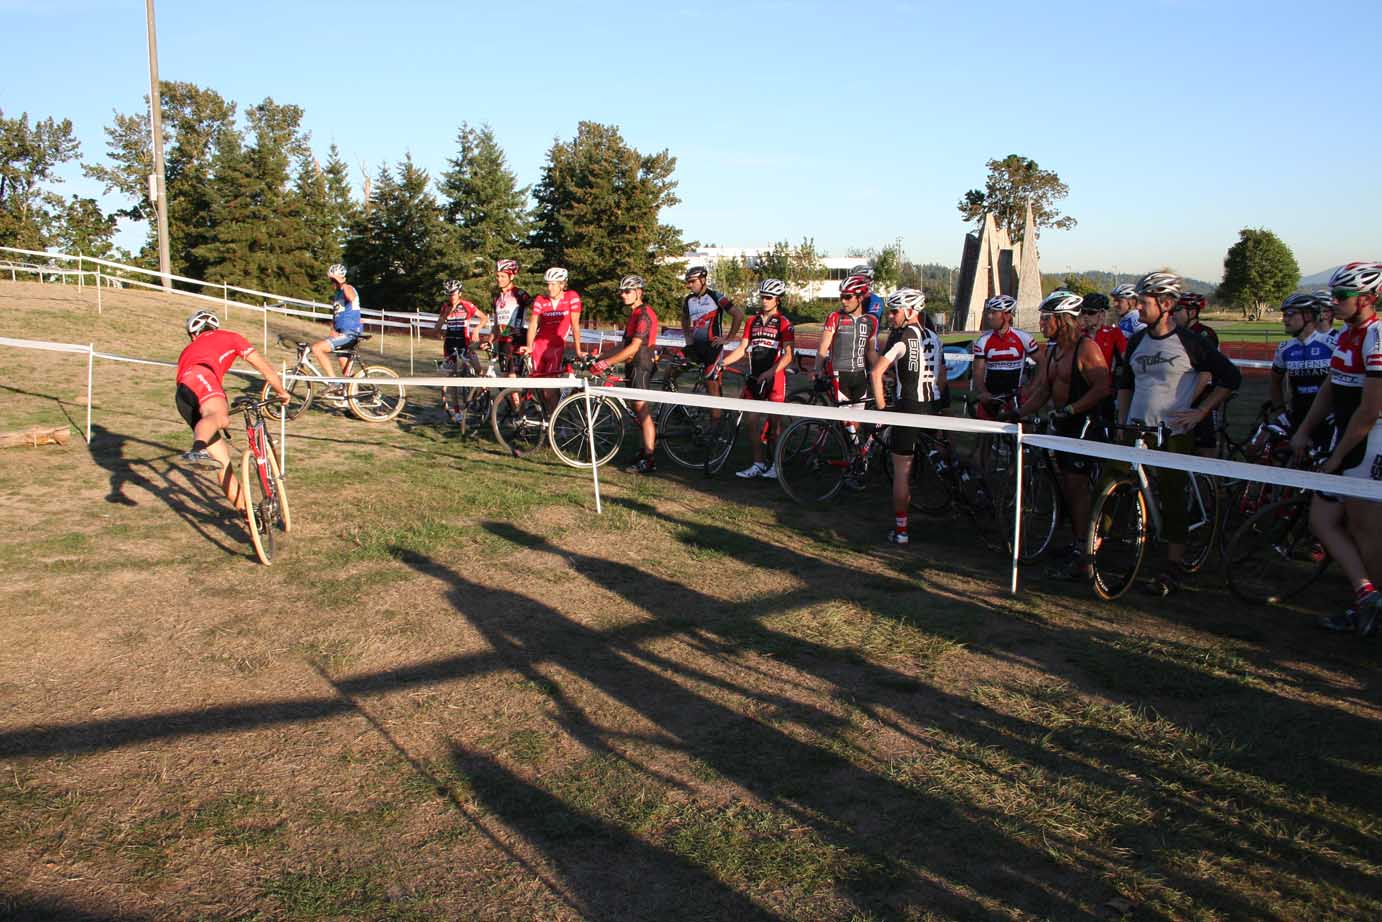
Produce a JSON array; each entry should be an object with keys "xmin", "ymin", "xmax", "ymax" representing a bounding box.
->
[
  {"xmin": 1312, "ymin": 497, "xmax": 1371, "ymax": 591},
  {"xmin": 634, "ymin": 400, "xmax": 655, "ymax": 456}
]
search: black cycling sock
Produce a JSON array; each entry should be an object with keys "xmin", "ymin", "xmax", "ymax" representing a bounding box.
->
[{"xmin": 191, "ymin": 439, "xmax": 207, "ymax": 452}]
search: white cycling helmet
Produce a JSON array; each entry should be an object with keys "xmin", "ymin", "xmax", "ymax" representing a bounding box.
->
[
  {"xmin": 442, "ymin": 279, "xmax": 463, "ymax": 295},
  {"xmin": 327, "ymin": 263, "xmax": 347, "ymax": 282},
  {"xmin": 185, "ymin": 310, "xmax": 220, "ymax": 336},
  {"xmin": 1039, "ymin": 290, "xmax": 1083, "ymax": 316},
  {"xmin": 1134, "ymin": 271, "xmax": 1182, "ymax": 298},
  {"xmin": 758, "ymin": 278, "xmax": 787, "ymax": 299},
  {"xmin": 885, "ymin": 288, "xmax": 926, "ymax": 314},
  {"xmin": 984, "ymin": 294, "xmax": 1017, "ymax": 313},
  {"xmin": 1109, "ymin": 283, "xmax": 1137, "ymax": 300},
  {"xmin": 619, "ymin": 274, "xmax": 645, "ymax": 291},
  {"xmin": 1327, "ymin": 261, "xmax": 1382, "ymax": 294},
  {"xmin": 544, "ymin": 267, "xmax": 569, "ymax": 284},
  {"xmin": 849, "ymin": 264, "xmax": 874, "ymax": 280},
  {"xmin": 496, "ymin": 258, "xmax": 519, "ymax": 275}
]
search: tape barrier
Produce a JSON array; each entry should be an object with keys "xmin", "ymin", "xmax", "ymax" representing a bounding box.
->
[
  {"xmin": 279, "ymin": 374, "xmax": 581, "ymax": 389},
  {"xmin": 0, "ymin": 335, "xmax": 91, "ymax": 355}
]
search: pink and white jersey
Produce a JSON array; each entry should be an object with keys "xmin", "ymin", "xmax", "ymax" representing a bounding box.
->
[{"xmin": 531, "ymin": 290, "xmax": 582, "ymax": 343}]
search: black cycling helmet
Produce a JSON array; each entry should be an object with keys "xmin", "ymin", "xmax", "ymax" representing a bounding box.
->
[
  {"xmin": 1080, "ymin": 292, "xmax": 1109, "ymax": 314},
  {"xmin": 684, "ymin": 266, "xmax": 708, "ymax": 282}
]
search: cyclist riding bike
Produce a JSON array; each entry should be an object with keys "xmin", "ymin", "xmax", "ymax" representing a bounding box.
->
[
  {"xmin": 523, "ymin": 267, "xmax": 584, "ymax": 413},
  {"xmin": 491, "ymin": 258, "xmax": 533, "ymax": 375},
  {"xmin": 847, "ymin": 266, "xmax": 886, "ymax": 325},
  {"xmin": 971, "ymin": 294, "xmax": 1037, "ymax": 420},
  {"xmin": 312, "ymin": 264, "xmax": 363, "ymax": 394},
  {"xmin": 681, "ymin": 265, "xmax": 744, "ymax": 404},
  {"xmin": 819, "ymin": 274, "xmax": 880, "ymax": 432},
  {"xmin": 436, "ymin": 278, "xmax": 490, "ymax": 375},
  {"xmin": 868, "ymin": 288, "xmax": 946, "ymax": 545},
  {"xmin": 176, "ymin": 311, "xmax": 291, "ymax": 509},
  {"xmin": 1111, "ymin": 283, "xmax": 1146, "ymax": 339},
  {"xmin": 1290, "ymin": 261, "xmax": 1382, "ymax": 635},
  {"xmin": 593, "ymin": 274, "xmax": 660, "ymax": 474},
  {"xmin": 1116, "ymin": 271, "xmax": 1241, "ymax": 596},
  {"xmin": 1270, "ymin": 292, "xmax": 1334, "ymax": 447},
  {"xmin": 1012, "ymin": 290, "xmax": 1112, "ymax": 578},
  {"xmin": 718, "ymin": 278, "xmax": 795, "ymax": 480}
]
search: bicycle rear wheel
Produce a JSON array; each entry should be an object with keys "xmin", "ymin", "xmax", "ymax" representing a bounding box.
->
[
  {"xmin": 1087, "ymin": 478, "xmax": 1148, "ymax": 601},
  {"xmin": 262, "ymin": 372, "xmax": 313, "ymax": 421},
  {"xmin": 240, "ymin": 449, "xmax": 275, "ymax": 565},
  {"xmin": 998, "ymin": 451, "xmax": 1060, "ymax": 562},
  {"xmin": 704, "ymin": 411, "xmax": 741, "ymax": 476},
  {"xmin": 348, "ymin": 365, "xmax": 406, "ymax": 422},
  {"xmin": 460, "ymin": 387, "xmax": 492, "ymax": 437},
  {"xmin": 909, "ymin": 436, "xmax": 954, "ymax": 515},
  {"xmin": 659, "ymin": 403, "xmax": 719, "ymax": 469},
  {"xmin": 1224, "ymin": 496, "xmax": 1330, "ymax": 605},
  {"xmin": 492, "ymin": 389, "xmax": 547, "ymax": 457},
  {"xmin": 775, "ymin": 418, "xmax": 849, "ymax": 505},
  {"xmin": 1181, "ymin": 472, "xmax": 1220, "ymax": 573},
  {"xmin": 549, "ymin": 392, "xmax": 624, "ymax": 468}
]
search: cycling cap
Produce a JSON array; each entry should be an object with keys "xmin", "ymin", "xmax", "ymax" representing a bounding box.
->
[
  {"xmin": 327, "ymin": 263, "xmax": 347, "ymax": 281},
  {"xmin": 496, "ymin": 258, "xmax": 519, "ymax": 275},
  {"xmin": 1134, "ymin": 271, "xmax": 1182, "ymax": 298},
  {"xmin": 684, "ymin": 266, "xmax": 708, "ymax": 281},
  {"xmin": 1080, "ymin": 292, "xmax": 1110, "ymax": 314},
  {"xmin": 984, "ymin": 294, "xmax": 1017, "ymax": 313},
  {"xmin": 759, "ymin": 278, "xmax": 787, "ymax": 298},
  {"xmin": 1280, "ymin": 292, "xmax": 1322, "ymax": 315},
  {"xmin": 544, "ymin": 267, "xmax": 569, "ymax": 283},
  {"xmin": 1039, "ymin": 290, "xmax": 1083, "ymax": 316},
  {"xmin": 619, "ymin": 274, "xmax": 645, "ymax": 291},
  {"xmin": 849, "ymin": 264, "xmax": 874, "ymax": 280},
  {"xmin": 1328, "ymin": 261, "xmax": 1382, "ymax": 294},
  {"xmin": 839, "ymin": 275, "xmax": 871, "ymax": 298},
  {"xmin": 886, "ymin": 288, "xmax": 926, "ymax": 313},
  {"xmin": 1109, "ymin": 283, "xmax": 1138, "ymax": 300},
  {"xmin": 442, "ymin": 279, "xmax": 463, "ymax": 295},
  {"xmin": 1176, "ymin": 292, "xmax": 1207, "ymax": 312},
  {"xmin": 185, "ymin": 310, "xmax": 220, "ymax": 335}
]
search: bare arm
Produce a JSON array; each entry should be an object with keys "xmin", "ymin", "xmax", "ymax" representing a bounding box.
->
[
  {"xmin": 1269, "ymin": 370, "xmax": 1286, "ymax": 409},
  {"xmin": 245, "ymin": 351, "xmax": 290, "ymax": 399}
]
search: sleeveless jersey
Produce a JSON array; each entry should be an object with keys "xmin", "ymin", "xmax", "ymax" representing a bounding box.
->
[
  {"xmin": 823, "ymin": 309, "xmax": 878, "ymax": 374},
  {"xmin": 972, "ymin": 327, "xmax": 1037, "ymax": 395},
  {"xmin": 884, "ymin": 324, "xmax": 942, "ymax": 403},
  {"xmin": 331, "ymin": 286, "xmax": 363, "ymax": 334}
]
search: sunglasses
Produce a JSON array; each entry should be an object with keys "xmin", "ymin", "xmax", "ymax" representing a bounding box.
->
[
  {"xmin": 839, "ymin": 294, "xmax": 858, "ymax": 301},
  {"xmin": 1332, "ymin": 288, "xmax": 1360, "ymax": 301}
]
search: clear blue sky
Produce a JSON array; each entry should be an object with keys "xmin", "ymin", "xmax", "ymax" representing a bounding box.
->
[{"xmin": 4, "ymin": 0, "xmax": 1378, "ymax": 282}]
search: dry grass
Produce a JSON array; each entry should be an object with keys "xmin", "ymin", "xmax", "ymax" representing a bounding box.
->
[{"xmin": 0, "ymin": 279, "xmax": 1379, "ymax": 921}]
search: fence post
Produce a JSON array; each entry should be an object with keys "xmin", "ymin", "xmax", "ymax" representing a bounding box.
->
[
  {"xmin": 379, "ymin": 314, "xmax": 386, "ymax": 355},
  {"xmin": 582, "ymin": 378, "xmax": 603, "ymax": 514},
  {"xmin": 408, "ymin": 320, "xmax": 414, "ymax": 375},
  {"xmin": 85, "ymin": 343, "xmax": 95, "ymax": 444},
  {"xmin": 78, "ymin": 255, "xmax": 84, "ymax": 291},
  {"xmin": 1009, "ymin": 428, "xmax": 1024, "ymax": 594},
  {"xmin": 96, "ymin": 265, "xmax": 103, "ymax": 315}
]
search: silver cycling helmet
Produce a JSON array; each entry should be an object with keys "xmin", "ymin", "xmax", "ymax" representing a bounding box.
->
[
  {"xmin": 1328, "ymin": 261, "xmax": 1382, "ymax": 294},
  {"xmin": 985, "ymin": 294, "xmax": 1017, "ymax": 313},
  {"xmin": 1280, "ymin": 292, "xmax": 1321, "ymax": 316},
  {"xmin": 684, "ymin": 265, "xmax": 708, "ymax": 282},
  {"xmin": 1134, "ymin": 271, "xmax": 1182, "ymax": 298},
  {"xmin": 849, "ymin": 264, "xmax": 874, "ymax": 280},
  {"xmin": 758, "ymin": 278, "xmax": 787, "ymax": 299},
  {"xmin": 619, "ymin": 274, "xmax": 646, "ymax": 291},
  {"xmin": 185, "ymin": 310, "xmax": 220, "ymax": 335},
  {"xmin": 1039, "ymin": 290, "xmax": 1083, "ymax": 316},
  {"xmin": 885, "ymin": 288, "xmax": 926, "ymax": 313},
  {"xmin": 442, "ymin": 279, "xmax": 463, "ymax": 295},
  {"xmin": 544, "ymin": 267, "xmax": 569, "ymax": 284},
  {"xmin": 1109, "ymin": 283, "xmax": 1138, "ymax": 300},
  {"xmin": 327, "ymin": 263, "xmax": 347, "ymax": 282}
]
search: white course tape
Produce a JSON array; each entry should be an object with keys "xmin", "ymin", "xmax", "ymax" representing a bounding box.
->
[
  {"xmin": 1022, "ymin": 432, "xmax": 1382, "ymax": 502},
  {"xmin": 280, "ymin": 374, "xmax": 581, "ymax": 389},
  {"xmin": 0, "ymin": 335, "xmax": 92, "ymax": 355}
]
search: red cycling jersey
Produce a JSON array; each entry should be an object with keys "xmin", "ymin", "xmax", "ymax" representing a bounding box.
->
[
  {"xmin": 440, "ymin": 299, "xmax": 479, "ymax": 344},
  {"xmin": 531, "ymin": 290, "xmax": 582, "ymax": 343},
  {"xmin": 1092, "ymin": 325, "xmax": 1128, "ymax": 370},
  {"xmin": 177, "ymin": 330, "xmax": 255, "ymax": 384},
  {"xmin": 972, "ymin": 327, "xmax": 1037, "ymax": 395}
]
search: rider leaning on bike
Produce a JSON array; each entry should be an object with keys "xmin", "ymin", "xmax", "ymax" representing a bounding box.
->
[
  {"xmin": 176, "ymin": 311, "xmax": 291, "ymax": 508},
  {"xmin": 719, "ymin": 278, "xmax": 795, "ymax": 480},
  {"xmin": 869, "ymin": 288, "xmax": 946, "ymax": 546},
  {"xmin": 817, "ymin": 274, "xmax": 879, "ymax": 445},
  {"xmin": 1115, "ymin": 271, "xmax": 1241, "ymax": 596},
  {"xmin": 491, "ymin": 258, "xmax": 532, "ymax": 375},
  {"xmin": 593, "ymin": 274, "xmax": 660, "ymax": 475},
  {"xmin": 1271, "ymin": 292, "xmax": 1335, "ymax": 448},
  {"xmin": 681, "ymin": 265, "xmax": 744, "ymax": 406},
  {"xmin": 312, "ymin": 264, "xmax": 363, "ymax": 394},
  {"xmin": 972, "ymin": 294, "xmax": 1038, "ymax": 420},
  {"xmin": 436, "ymin": 279, "xmax": 489, "ymax": 375}
]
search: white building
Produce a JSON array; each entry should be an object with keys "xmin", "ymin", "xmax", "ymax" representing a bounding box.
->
[{"xmin": 678, "ymin": 247, "xmax": 878, "ymax": 301}]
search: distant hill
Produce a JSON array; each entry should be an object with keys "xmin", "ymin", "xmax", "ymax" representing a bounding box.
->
[
  {"xmin": 1042, "ymin": 270, "xmax": 1216, "ymax": 297},
  {"xmin": 1300, "ymin": 267, "xmax": 1339, "ymax": 288}
]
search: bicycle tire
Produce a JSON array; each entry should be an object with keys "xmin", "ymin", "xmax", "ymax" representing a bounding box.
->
[
  {"xmin": 909, "ymin": 436, "xmax": 954, "ymax": 515},
  {"xmin": 262, "ymin": 372, "xmax": 313, "ymax": 421},
  {"xmin": 549, "ymin": 392, "xmax": 625, "ymax": 468},
  {"xmin": 1087, "ymin": 477, "xmax": 1149, "ymax": 601},
  {"xmin": 1181, "ymin": 472, "xmax": 1220, "ymax": 574},
  {"xmin": 658, "ymin": 403, "xmax": 720, "ymax": 469},
  {"xmin": 999, "ymin": 451, "xmax": 1060, "ymax": 562},
  {"xmin": 492, "ymin": 389, "xmax": 547, "ymax": 457},
  {"xmin": 704, "ymin": 411, "xmax": 741, "ymax": 476},
  {"xmin": 775, "ymin": 418, "xmax": 850, "ymax": 505},
  {"xmin": 347, "ymin": 365, "xmax": 406, "ymax": 422},
  {"xmin": 263, "ymin": 432, "xmax": 292, "ymax": 534},
  {"xmin": 241, "ymin": 448, "xmax": 275, "ymax": 565},
  {"xmin": 461, "ymin": 387, "xmax": 492, "ymax": 437},
  {"xmin": 1224, "ymin": 496, "xmax": 1330, "ymax": 605}
]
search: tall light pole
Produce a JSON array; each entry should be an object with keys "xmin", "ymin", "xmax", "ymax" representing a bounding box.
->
[{"xmin": 145, "ymin": 0, "xmax": 171, "ymax": 290}]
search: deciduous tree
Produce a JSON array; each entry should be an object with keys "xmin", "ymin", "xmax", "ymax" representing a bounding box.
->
[
  {"xmin": 0, "ymin": 110, "xmax": 81, "ymax": 249},
  {"xmin": 958, "ymin": 155, "xmax": 1074, "ymax": 241},
  {"xmin": 1219, "ymin": 228, "xmax": 1299, "ymax": 319}
]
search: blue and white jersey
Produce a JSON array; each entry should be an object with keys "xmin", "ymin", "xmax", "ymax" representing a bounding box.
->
[
  {"xmin": 863, "ymin": 293, "xmax": 885, "ymax": 323},
  {"xmin": 1272, "ymin": 331, "xmax": 1333, "ymax": 419},
  {"xmin": 331, "ymin": 286, "xmax": 364, "ymax": 335},
  {"xmin": 1117, "ymin": 311, "xmax": 1146, "ymax": 339}
]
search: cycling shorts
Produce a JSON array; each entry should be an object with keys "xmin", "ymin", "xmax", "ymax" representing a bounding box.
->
[
  {"xmin": 833, "ymin": 371, "xmax": 869, "ymax": 407},
  {"xmin": 530, "ymin": 338, "xmax": 565, "ymax": 376},
  {"xmin": 175, "ymin": 383, "xmax": 206, "ymax": 430},
  {"xmin": 327, "ymin": 332, "xmax": 360, "ymax": 350},
  {"xmin": 742, "ymin": 371, "xmax": 785, "ymax": 403},
  {"xmin": 176, "ymin": 364, "xmax": 225, "ymax": 412},
  {"xmin": 1342, "ymin": 423, "xmax": 1382, "ymax": 494},
  {"xmin": 1052, "ymin": 414, "xmax": 1103, "ymax": 475},
  {"xmin": 442, "ymin": 337, "xmax": 470, "ymax": 362},
  {"xmin": 625, "ymin": 363, "xmax": 653, "ymax": 391},
  {"xmin": 889, "ymin": 399, "xmax": 927, "ymax": 455},
  {"xmin": 685, "ymin": 339, "xmax": 723, "ymax": 368}
]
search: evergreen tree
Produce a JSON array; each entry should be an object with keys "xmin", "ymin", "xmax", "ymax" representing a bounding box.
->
[
  {"xmin": 530, "ymin": 122, "xmax": 687, "ymax": 324},
  {"xmin": 344, "ymin": 155, "xmax": 452, "ymax": 312},
  {"xmin": 439, "ymin": 123, "xmax": 530, "ymax": 263},
  {"xmin": 0, "ymin": 109, "xmax": 81, "ymax": 249}
]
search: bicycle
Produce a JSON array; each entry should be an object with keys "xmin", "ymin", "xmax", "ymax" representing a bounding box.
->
[
  {"xmin": 657, "ymin": 356, "xmax": 747, "ymax": 473},
  {"xmin": 773, "ymin": 404, "xmax": 893, "ymax": 505},
  {"xmin": 546, "ymin": 354, "xmax": 695, "ymax": 469},
  {"xmin": 490, "ymin": 353, "xmax": 579, "ymax": 458},
  {"xmin": 1085, "ymin": 423, "xmax": 1221, "ymax": 601},
  {"xmin": 1222, "ymin": 493, "xmax": 1331, "ymax": 605},
  {"xmin": 438, "ymin": 343, "xmax": 494, "ymax": 437},
  {"xmin": 261, "ymin": 334, "xmax": 405, "ymax": 423},
  {"xmin": 232, "ymin": 395, "xmax": 292, "ymax": 566}
]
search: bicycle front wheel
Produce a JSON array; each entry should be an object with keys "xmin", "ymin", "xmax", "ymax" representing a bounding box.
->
[
  {"xmin": 909, "ymin": 436, "xmax": 953, "ymax": 515},
  {"xmin": 348, "ymin": 365, "xmax": 406, "ymax": 422},
  {"xmin": 659, "ymin": 403, "xmax": 719, "ymax": 469},
  {"xmin": 775, "ymin": 418, "xmax": 850, "ymax": 505},
  {"xmin": 549, "ymin": 393, "xmax": 625, "ymax": 468},
  {"xmin": 263, "ymin": 433, "xmax": 292, "ymax": 534},
  {"xmin": 241, "ymin": 449, "xmax": 275, "ymax": 565},
  {"xmin": 262, "ymin": 373, "xmax": 313, "ymax": 421},
  {"xmin": 1224, "ymin": 496, "xmax": 1330, "ymax": 605},
  {"xmin": 1001, "ymin": 451, "xmax": 1060, "ymax": 562},
  {"xmin": 492, "ymin": 389, "xmax": 547, "ymax": 457},
  {"xmin": 1087, "ymin": 477, "xmax": 1148, "ymax": 601}
]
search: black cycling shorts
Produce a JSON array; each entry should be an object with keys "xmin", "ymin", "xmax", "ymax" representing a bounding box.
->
[
  {"xmin": 833, "ymin": 370, "xmax": 869, "ymax": 407},
  {"xmin": 889, "ymin": 399, "xmax": 926, "ymax": 455},
  {"xmin": 625, "ymin": 363, "xmax": 653, "ymax": 391},
  {"xmin": 685, "ymin": 339, "xmax": 722, "ymax": 368},
  {"xmin": 1192, "ymin": 410, "xmax": 1218, "ymax": 450},
  {"xmin": 1052, "ymin": 415, "xmax": 1103, "ymax": 475},
  {"xmin": 175, "ymin": 383, "xmax": 202, "ymax": 430}
]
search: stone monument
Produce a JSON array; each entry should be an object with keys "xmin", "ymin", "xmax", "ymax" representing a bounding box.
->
[{"xmin": 953, "ymin": 202, "xmax": 1042, "ymax": 331}]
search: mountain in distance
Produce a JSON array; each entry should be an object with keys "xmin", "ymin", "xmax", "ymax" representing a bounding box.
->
[{"xmin": 1300, "ymin": 267, "xmax": 1340, "ymax": 288}]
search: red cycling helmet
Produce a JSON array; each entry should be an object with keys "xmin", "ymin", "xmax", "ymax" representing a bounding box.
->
[
  {"xmin": 839, "ymin": 275, "xmax": 871, "ymax": 298},
  {"xmin": 1176, "ymin": 292, "xmax": 1207, "ymax": 312},
  {"xmin": 496, "ymin": 258, "xmax": 519, "ymax": 275}
]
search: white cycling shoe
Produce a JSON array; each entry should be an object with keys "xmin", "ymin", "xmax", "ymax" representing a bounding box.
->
[{"xmin": 737, "ymin": 461, "xmax": 768, "ymax": 479}]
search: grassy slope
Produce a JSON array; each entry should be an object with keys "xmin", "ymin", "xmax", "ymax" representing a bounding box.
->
[{"xmin": 0, "ymin": 279, "xmax": 1378, "ymax": 921}]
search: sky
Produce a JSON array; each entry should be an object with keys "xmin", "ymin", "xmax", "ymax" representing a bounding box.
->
[{"xmin": 3, "ymin": 0, "xmax": 1379, "ymax": 283}]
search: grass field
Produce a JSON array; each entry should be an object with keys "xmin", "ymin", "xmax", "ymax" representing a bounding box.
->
[{"xmin": 0, "ymin": 280, "xmax": 1378, "ymax": 921}]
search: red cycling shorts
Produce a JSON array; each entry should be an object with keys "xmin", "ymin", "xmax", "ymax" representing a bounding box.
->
[{"xmin": 177, "ymin": 364, "xmax": 225, "ymax": 406}]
